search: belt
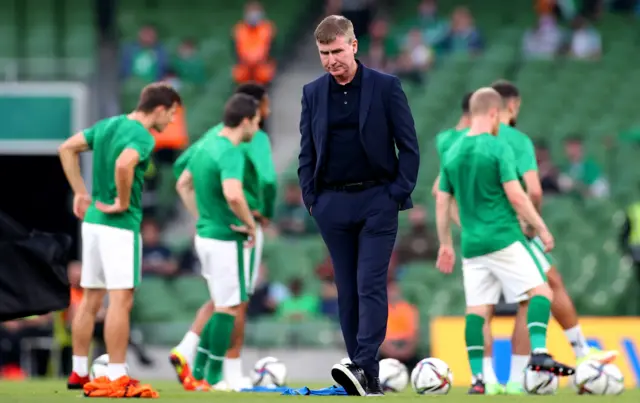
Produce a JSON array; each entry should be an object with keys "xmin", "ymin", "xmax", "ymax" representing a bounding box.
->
[{"xmin": 322, "ymin": 180, "xmax": 381, "ymax": 192}]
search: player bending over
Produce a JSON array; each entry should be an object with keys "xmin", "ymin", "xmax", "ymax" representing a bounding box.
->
[
  {"xmin": 172, "ymin": 94, "xmax": 261, "ymax": 391},
  {"xmin": 59, "ymin": 83, "xmax": 181, "ymax": 398},
  {"xmin": 170, "ymin": 84, "xmax": 276, "ymax": 391},
  {"xmin": 435, "ymin": 88, "xmax": 574, "ymax": 396},
  {"xmin": 433, "ymin": 83, "xmax": 617, "ymax": 395}
]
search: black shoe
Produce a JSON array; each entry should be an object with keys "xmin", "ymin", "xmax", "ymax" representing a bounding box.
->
[
  {"xmin": 528, "ymin": 352, "xmax": 575, "ymax": 376},
  {"xmin": 467, "ymin": 378, "xmax": 485, "ymax": 395},
  {"xmin": 366, "ymin": 376, "xmax": 384, "ymax": 396},
  {"xmin": 331, "ymin": 363, "xmax": 368, "ymax": 396}
]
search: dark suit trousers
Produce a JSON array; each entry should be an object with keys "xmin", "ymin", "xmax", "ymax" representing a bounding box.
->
[{"xmin": 312, "ymin": 185, "xmax": 398, "ymax": 378}]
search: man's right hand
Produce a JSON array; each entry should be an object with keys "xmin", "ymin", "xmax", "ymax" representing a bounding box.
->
[
  {"xmin": 539, "ymin": 229, "xmax": 555, "ymax": 252},
  {"xmin": 230, "ymin": 224, "xmax": 257, "ymax": 247},
  {"xmin": 73, "ymin": 193, "xmax": 92, "ymax": 220}
]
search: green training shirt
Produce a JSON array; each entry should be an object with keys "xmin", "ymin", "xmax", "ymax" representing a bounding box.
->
[
  {"xmin": 189, "ymin": 135, "xmax": 246, "ymax": 241},
  {"xmin": 83, "ymin": 115, "xmax": 155, "ymax": 231},
  {"xmin": 174, "ymin": 124, "xmax": 277, "ymax": 217},
  {"xmin": 439, "ymin": 133, "xmax": 526, "ymax": 258}
]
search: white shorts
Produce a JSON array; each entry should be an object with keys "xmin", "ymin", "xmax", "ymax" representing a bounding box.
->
[
  {"xmin": 247, "ymin": 224, "xmax": 264, "ymax": 295},
  {"xmin": 462, "ymin": 241, "xmax": 546, "ymax": 306},
  {"xmin": 529, "ymin": 236, "xmax": 552, "ymax": 273},
  {"xmin": 80, "ymin": 222, "xmax": 142, "ymax": 290},
  {"xmin": 195, "ymin": 235, "xmax": 251, "ymax": 308}
]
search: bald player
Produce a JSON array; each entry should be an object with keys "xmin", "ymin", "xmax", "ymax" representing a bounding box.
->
[{"xmin": 435, "ymin": 88, "xmax": 574, "ymax": 394}]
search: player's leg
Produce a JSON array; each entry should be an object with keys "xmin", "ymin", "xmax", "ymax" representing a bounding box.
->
[
  {"xmin": 462, "ymin": 258, "xmax": 502, "ymax": 394},
  {"xmin": 481, "ymin": 307, "xmax": 503, "ymax": 394},
  {"xmin": 505, "ymin": 300, "xmax": 530, "ymax": 394},
  {"xmin": 224, "ymin": 224, "xmax": 263, "ymax": 389},
  {"xmin": 68, "ymin": 223, "xmax": 106, "ymax": 389},
  {"xmin": 198, "ymin": 237, "xmax": 249, "ymax": 388},
  {"xmin": 84, "ymin": 227, "xmax": 159, "ymax": 398},
  {"xmin": 496, "ymin": 241, "xmax": 573, "ymax": 376},
  {"xmin": 170, "ymin": 300, "xmax": 214, "ymax": 384},
  {"xmin": 530, "ymin": 237, "xmax": 617, "ymax": 363}
]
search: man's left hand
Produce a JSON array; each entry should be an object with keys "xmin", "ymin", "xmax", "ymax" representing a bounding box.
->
[
  {"xmin": 436, "ymin": 245, "xmax": 455, "ymax": 274},
  {"xmin": 95, "ymin": 198, "xmax": 129, "ymax": 214}
]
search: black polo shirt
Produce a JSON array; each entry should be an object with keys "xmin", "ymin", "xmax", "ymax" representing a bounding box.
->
[{"xmin": 322, "ymin": 63, "xmax": 375, "ymax": 186}]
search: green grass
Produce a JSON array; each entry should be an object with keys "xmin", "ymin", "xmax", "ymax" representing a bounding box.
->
[{"xmin": 0, "ymin": 381, "xmax": 637, "ymax": 402}]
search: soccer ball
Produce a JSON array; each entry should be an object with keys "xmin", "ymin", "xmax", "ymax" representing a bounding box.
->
[
  {"xmin": 379, "ymin": 358, "xmax": 409, "ymax": 392},
  {"xmin": 251, "ymin": 357, "xmax": 287, "ymax": 387},
  {"xmin": 90, "ymin": 354, "xmax": 109, "ymax": 380},
  {"xmin": 410, "ymin": 357, "xmax": 453, "ymax": 395},
  {"xmin": 574, "ymin": 360, "xmax": 624, "ymax": 395},
  {"xmin": 523, "ymin": 369, "xmax": 558, "ymax": 395},
  {"xmin": 90, "ymin": 354, "xmax": 129, "ymax": 380}
]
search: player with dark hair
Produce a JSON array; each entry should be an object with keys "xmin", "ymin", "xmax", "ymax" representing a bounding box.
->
[
  {"xmin": 170, "ymin": 84, "xmax": 276, "ymax": 391},
  {"xmin": 59, "ymin": 82, "xmax": 181, "ymax": 397}
]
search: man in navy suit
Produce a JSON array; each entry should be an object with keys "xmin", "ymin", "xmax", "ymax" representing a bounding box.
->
[{"xmin": 298, "ymin": 15, "xmax": 420, "ymax": 396}]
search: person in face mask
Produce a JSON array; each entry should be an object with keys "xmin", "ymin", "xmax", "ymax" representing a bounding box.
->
[
  {"xmin": 413, "ymin": 0, "xmax": 449, "ymax": 49},
  {"xmin": 232, "ymin": 2, "xmax": 276, "ymax": 85}
]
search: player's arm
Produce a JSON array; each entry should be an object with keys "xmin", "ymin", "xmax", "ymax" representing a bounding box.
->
[
  {"xmin": 223, "ymin": 179, "xmax": 256, "ymax": 230},
  {"xmin": 522, "ymin": 170, "xmax": 543, "ymax": 212},
  {"xmin": 111, "ymin": 148, "xmax": 141, "ymax": 209},
  {"xmin": 435, "ymin": 167, "xmax": 454, "ymax": 247},
  {"xmin": 176, "ymin": 169, "xmax": 199, "ymax": 218},
  {"xmin": 521, "ymin": 138, "xmax": 543, "ymax": 211},
  {"xmin": 432, "ymin": 174, "xmax": 461, "ymax": 227},
  {"xmin": 221, "ymin": 148, "xmax": 256, "ymax": 230},
  {"xmin": 58, "ymin": 132, "xmax": 90, "ymax": 196},
  {"xmin": 504, "ymin": 181, "xmax": 548, "ymax": 234}
]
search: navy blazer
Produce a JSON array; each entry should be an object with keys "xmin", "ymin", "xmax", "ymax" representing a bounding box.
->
[{"xmin": 298, "ymin": 65, "xmax": 420, "ymax": 212}]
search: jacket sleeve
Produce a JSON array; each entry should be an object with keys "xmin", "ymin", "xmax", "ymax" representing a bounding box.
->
[
  {"xmin": 297, "ymin": 86, "xmax": 317, "ymax": 211},
  {"xmin": 387, "ymin": 77, "xmax": 420, "ymax": 203}
]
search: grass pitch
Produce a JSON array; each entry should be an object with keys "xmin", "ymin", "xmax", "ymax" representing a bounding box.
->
[{"xmin": 0, "ymin": 380, "xmax": 636, "ymax": 402}]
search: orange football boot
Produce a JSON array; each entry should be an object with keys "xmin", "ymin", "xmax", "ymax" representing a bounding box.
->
[
  {"xmin": 182, "ymin": 375, "xmax": 211, "ymax": 391},
  {"xmin": 169, "ymin": 350, "xmax": 192, "ymax": 384}
]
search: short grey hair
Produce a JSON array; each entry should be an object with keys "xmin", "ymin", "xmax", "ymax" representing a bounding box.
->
[{"xmin": 314, "ymin": 15, "xmax": 356, "ymax": 44}]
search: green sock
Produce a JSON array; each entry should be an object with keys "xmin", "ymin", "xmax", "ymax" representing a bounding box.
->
[
  {"xmin": 192, "ymin": 320, "xmax": 212, "ymax": 381},
  {"xmin": 205, "ymin": 312, "xmax": 236, "ymax": 386},
  {"xmin": 465, "ymin": 314, "xmax": 485, "ymax": 378},
  {"xmin": 527, "ymin": 295, "xmax": 551, "ymax": 352}
]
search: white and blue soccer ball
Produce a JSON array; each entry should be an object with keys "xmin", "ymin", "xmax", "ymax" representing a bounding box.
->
[
  {"xmin": 523, "ymin": 368, "xmax": 558, "ymax": 395},
  {"xmin": 90, "ymin": 354, "xmax": 109, "ymax": 380},
  {"xmin": 574, "ymin": 360, "xmax": 624, "ymax": 395},
  {"xmin": 379, "ymin": 358, "xmax": 409, "ymax": 392},
  {"xmin": 90, "ymin": 354, "xmax": 129, "ymax": 380},
  {"xmin": 251, "ymin": 356, "xmax": 287, "ymax": 387},
  {"xmin": 411, "ymin": 357, "xmax": 453, "ymax": 395}
]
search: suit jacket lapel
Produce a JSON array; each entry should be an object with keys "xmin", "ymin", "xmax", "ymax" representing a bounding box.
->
[
  {"xmin": 317, "ymin": 74, "xmax": 330, "ymax": 155},
  {"xmin": 359, "ymin": 66, "xmax": 373, "ymax": 133}
]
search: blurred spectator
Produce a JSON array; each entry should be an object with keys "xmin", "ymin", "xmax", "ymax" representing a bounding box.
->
[
  {"xmin": 0, "ymin": 315, "xmax": 53, "ymax": 379},
  {"xmin": 325, "ymin": 0, "xmax": 374, "ymax": 39},
  {"xmin": 232, "ymin": 1, "xmax": 276, "ymax": 85},
  {"xmin": 379, "ymin": 282, "xmax": 420, "ymax": 369},
  {"xmin": 620, "ymin": 195, "xmax": 640, "ymax": 282},
  {"xmin": 276, "ymin": 278, "xmax": 320, "ymax": 321},
  {"xmin": 320, "ymin": 280, "xmax": 339, "ymax": 320},
  {"xmin": 172, "ymin": 39, "xmax": 207, "ymax": 85},
  {"xmin": 161, "ymin": 70, "xmax": 182, "ymax": 91},
  {"xmin": 141, "ymin": 218, "xmax": 179, "ymax": 277},
  {"xmin": 522, "ymin": 14, "xmax": 565, "ymax": 59},
  {"xmin": 360, "ymin": 41, "xmax": 393, "ymax": 72},
  {"xmin": 396, "ymin": 29, "xmax": 434, "ymax": 84},
  {"xmin": 395, "ymin": 205, "xmax": 438, "ymax": 265},
  {"xmin": 559, "ymin": 137, "xmax": 609, "ymax": 198},
  {"xmin": 275, "ymin": 181, "xmax": 318, "ymax": 236},
  {"xmin": 569, "ymin": 16, "xmax": 602, "ymax": 59},
  {"xmin": 406, "ymin": 0, "xmax": 450, "ymax": 50},
  {"xmin": 358, "ymin": 18, "xmax": 400, "ymax": 71},
  {"xmin": 247, "ymin": 264, "xmax": 290, "ymax": 318},
  {"xmin": 120, "ymin": 25, "xmax": 169, "ymax": 82},
  {"xmin": 536, "ymin": 0, "xmax": 579, "ymax": 21},
  {"xmin": 535, "ymin": 142, "xmax": 563, "ymax": 194},
  {"xmin": 442, "ymin": 7, "xmax": 484, "ymax": 55}
]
